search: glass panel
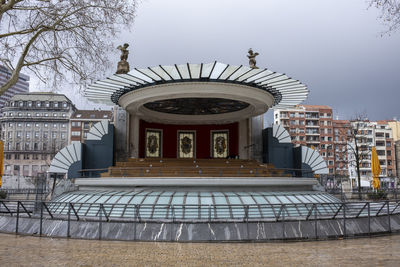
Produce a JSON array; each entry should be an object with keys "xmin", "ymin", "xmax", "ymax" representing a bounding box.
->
[
  {"xmin": 184, "ymin": 192, "xmax": 198, "ymax": 219},
  {"xmin": 213, "ymin": 192, "xmax": 229, "ymax": 219},
  {"xmin": 171, "ymin": 192, "xmax": 185, "ymax": 219},
  {"xmin": 200, "ymin": 192, "xmax": 213, "ymax": 219}
]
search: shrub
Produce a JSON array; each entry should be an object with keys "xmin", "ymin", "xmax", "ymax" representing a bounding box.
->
[{"xmin": 0, "ymin": 191, "xmax": 7, "ymax": 199}]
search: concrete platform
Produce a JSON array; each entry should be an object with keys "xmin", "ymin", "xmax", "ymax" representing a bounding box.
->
[{"xmin": 75, "ymin": 177, "xmax": 318, "ymax": 191}]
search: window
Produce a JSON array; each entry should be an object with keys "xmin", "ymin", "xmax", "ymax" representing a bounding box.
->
[
  {"xmin": 25, "ymin": 142, "xmax": 30, "ymax": 150},
  {"xmin": 54, "ymin": 102, "xmax": 59, "ymax": 108},
  {"xmin": 53, "ymin": 124, "xmax": 57, "ymax": 128},
  {"xmin": 61, "ymin": 123, "xmax": 66, "ymax": 128},
  {"xmin": 32, "ymin": 165, "xmax": 39, "ymax": 176},
  {"xmin": 28, "ymin": 101, "xmax": 32, "ymax": 107},
  {"xmin": 23, "ymin": 154, "xmax": 29, "ymax": 160},
  {"xmin": 76, "ymin": 114, "xmax": 82, "ymax": 118},
  {"xmin": 62, "ymin": 113, "xmax": 66, "ymax": 117},
  {"xmin": 43, "ymin": 132, "xmax": 48, "ymax": 139},
  {"xmin": 26, "ymin": 123, "xmax": 31, "ymax": 127},
  {"xmin": 84, "ymin": 122, "xmax": 90, "ymax": 129},
  {"xmin": 35, "ymin": 132, "xmax": 39, "ymax": 138},
  {"xmin": 32, "ymin": 154, "xmax": 39, "ymax": 160},
  {"xmin": 14, "ymin": 154, "xmax": 20, "ymax": 160},
  {"xmin": 27, "ymin": 113, "xmax": 31, "ymax": 117},
  {"xmin": 41, "ymin": 154, "xmax": 47, "ymax": 160},
  {"xmin": 43, "ymin": 143, "xmax": 47, "ymax": 151},
  {"xmin": 89, "ymin": 114, "xmax": 96, "ymax": 118},
  {"xmin": 53, "ymin": 113, "xmax": 57, "ymax": 117},
  {"xmin": 17, "ymin": 112, "xmax": 22, "ymax": 117},
  {"xmin": 45, "ymin": 102, "xmax": 50, "ymax": 107},
  {"xmin": 16, "ymin": 131, "xmax": 22, "ymax": 138},
  {"xmin": 72, "ymin": 131, "xmax": 81, "ymax": 136},
  {"xmin": 52, "ymin": 132, "xmax": 57, "ymax": 138},
  {"xmin": 19, "ymin": 101, "xmax": 23, "ymax": 107},
  {"xmin": 8, "ymin": 122, "xmax": 13, "ymax": 127},
  {"xmin": 44, "ymin": 123, "xmax": 48, "ymax": 128},
  {"xmin": 8, "ymin": 112, "xmax": 13, "ymax": 117},
  {"xmin": 61, "ymin": 133, "xmax": 66, "ymax": 140},
  {"xmin": 26, "ymin": 132, "xmax": 30, "ymax": 139},
  {"xmin": 63, "ymin": 102, "xmax": 68, "ymax": 108},
  {"xmin": 23, "ymin": 165, "xmax": 29, "ymax": 176},
  {"xmin": 35, "ymin": 123, "xmax": 40, "ymax": 127},
  {"xmin": 41, "ymin": 165, "xmax": 47, "ymax": 172},
  {"xmin": 13, "ymin": 165, "xmax": 20, "ymax": 176},
  {"xmin": 44, "ymin": 113, "xmax": 49, "ymax": 117},
  {"xmin": 34, "ymin": 143, "xmax": 38, "ymax": 150},
  {"xmin": 7, "ymin": 132, "xmax": 12, "ymax": 139},
  {"xmin": 17, "ymin": 123, "xmax": 22, "ymax": 127},
  {"xmin": 37, "ymin": 101, "xmax": 41, "ymax": 107}
]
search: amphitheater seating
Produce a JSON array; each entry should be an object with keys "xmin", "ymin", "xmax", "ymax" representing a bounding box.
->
[{"xmin": 101, "ymin": 158, "xmax": 290, "ymax": 178}]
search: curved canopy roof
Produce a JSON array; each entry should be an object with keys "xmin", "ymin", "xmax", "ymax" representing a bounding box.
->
[
  {"xmin": 52, "ymin": 190, "xmax": 338, "ymax": 220},
  {"xmin": 84, "ymin": 62, "xmax": 308, "ymax": 109}
]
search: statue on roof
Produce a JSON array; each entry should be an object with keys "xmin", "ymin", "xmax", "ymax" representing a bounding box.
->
[
  {"xmin": 116, "ymin": 43, "xmax": 130, "ymax": 74},
  {"xmin": 247, "ymin": 48, "xmax": 259, "ymax": 69}
]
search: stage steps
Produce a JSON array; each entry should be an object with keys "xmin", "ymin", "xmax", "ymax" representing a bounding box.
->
[{"xmin": 101, "ymin": 158, "xmax": 290, "ymax": 178}]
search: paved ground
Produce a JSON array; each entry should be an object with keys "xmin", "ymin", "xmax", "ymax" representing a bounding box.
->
[{"xmin": 0, "ymin": 233, "xmax": 399, "ymax": 266}]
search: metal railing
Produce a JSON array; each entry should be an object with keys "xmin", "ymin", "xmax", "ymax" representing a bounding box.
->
[
  {"xmin": 0, "ymin": 189, "xmax": 48, "ymax": 194},
  {"xmin": 78, "ymin": 167, "xmax": 314, "ymax": 178},
  {"xmin": 0, "ymin": 199, "xmax": 398, "ymax": 240}
]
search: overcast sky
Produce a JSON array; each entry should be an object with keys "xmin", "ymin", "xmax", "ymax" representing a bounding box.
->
[{"xmin": 42, "ymin": 0, "xmax": 400, "ymax": 122}]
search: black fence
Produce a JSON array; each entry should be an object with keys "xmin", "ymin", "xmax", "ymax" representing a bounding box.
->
[{"xmin": 0, "ymin": 199, "xmax": 399, "ymax": 239}]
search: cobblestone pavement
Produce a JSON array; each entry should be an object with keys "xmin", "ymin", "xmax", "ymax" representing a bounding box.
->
[{"xmin": 0, "ymin": 233, "xmax": 399, "ymax": 266}]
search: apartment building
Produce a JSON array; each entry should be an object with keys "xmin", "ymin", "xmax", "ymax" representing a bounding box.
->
[
  {"xmin": 0, "ymin": 93, "xmax": 76, "ymax": 177},
  {"xmin": 348, "ymin": 120, "xmax": 396, "ymax": 188},
  {"xmin": 274, "ymin": 105, "xmax": 336, "ymax": 175},
  {"xmin": 0, "ymin": 65, "xmax": 29, "ymax": 112},
  {"xmin": 69, "ymin": 110, "xmax": 113, "ymax": 143}
]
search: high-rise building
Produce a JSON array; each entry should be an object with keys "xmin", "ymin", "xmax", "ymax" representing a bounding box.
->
[
  {"xmin": 69, "ymin": 110, "xmax": 113, "ymax": 143},
  {"xmin": 0, "ymin": 93, "xmax": 76, "ymax": 177},
  {"xmin": 0, "ymin": 66, "xmax": 29, "ymax": 111}
]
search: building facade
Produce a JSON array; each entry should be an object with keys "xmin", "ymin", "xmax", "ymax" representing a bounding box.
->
[
  {"xmin": 69, "ymin": 110, "xmax": 113, "ymax": 143},
  {"xmin": 0, "ymin": 65, "xmax": 29, "ymax": 112},
  {"xmin": 346, "ymin": 120, "xmax": 396, "ymax": 188},
  {"xmin": 0, "ymin": 93, "xmax": 76, "ymax": 177}
]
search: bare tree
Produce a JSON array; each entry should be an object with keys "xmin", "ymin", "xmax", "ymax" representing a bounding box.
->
[
  {"xmin": 0, "ymin": 0, "xmax": 136, "ymax": 95},
  {"xmin": 369, "ymin": 0, "xmax": 400, "ymax": 33},
  {"xmin": 335, "ymin": 117, "xmax": 371, "ymax": 199}
]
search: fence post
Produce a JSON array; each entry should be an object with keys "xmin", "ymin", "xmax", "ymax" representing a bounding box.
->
[
  {"xmin": 343, "ymin": 203, "xmax": 346, "ymax": 238},
  {"xmin": 134, "ymin": 205, "xmax": 137, "ymax": 241},
  {"xmin": 245, "ymin": 205, "xmax": 249, "ymax": 241},
  {"xmin": 99, "ymin": 204, "xmax": 102, "ymax": 240},
  {"xmin": 387, "ymin": 201, "xmax": 391, "ymax": 233},
  {"xmin": 39, "ymin": 201, "xmax": 43, "ymax": 236},
  {"xmin": 314, "ymin": 204, "xmax": 318, "ymax": 239},
  {"xmin": 67, "ymin": 203, "xmax": 71, "ymax": 238},
  {"xmin": 16, "ymin": 201, "xmax": 20, "ymax": 234},
  {"xmin": 208, "ymin": 205, "xmax": 212, "ymax": 241},
  {"xmin": 282, "ymin": 204, "xmax": 285, "ymax": 239},
  {"xmin": 368, "ymin": 202, "xmax": 371, "ymax": 236}
]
